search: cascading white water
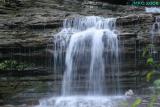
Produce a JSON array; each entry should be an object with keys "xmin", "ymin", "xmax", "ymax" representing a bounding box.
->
[
  {"xmin": 35, "ymin": 16, "xmax": 123, "ymax": 107},
  {"xmin": 145, "ymin": 7, "xmax": 160, "ymax": 13},
  {"xmin": 36, "ymin": 96, "xmax": 126, "ymax": 107},
  {"xmin": 151, "ymin": 16, "xmax": 160, "ymax": 38},
  {"xmin": 60, "ymin": 16, "xmax": 120, "ymax": 95},
  {"xmin": 149, "ymin": 16, "xmax": 160, "ymax": 57}
]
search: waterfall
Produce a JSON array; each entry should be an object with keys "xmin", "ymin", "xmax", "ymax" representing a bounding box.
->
[
  {"xmin": 149, "ymin": 16, "xmax": 160, "ymax": 58},
  {"xmin": 151, "ymin": 16, "xmax": 160, "ymax": 39},
  {"xmin": 35, "ymin": 16, "xmax": 124, "ymax": 107},
  {"xmin": 58, "ymin": 16, "xmax": 120, "ymax": 95},
  {"xmin": 145, "ymin": 7, "xmax": 160, "ymax": 13}
]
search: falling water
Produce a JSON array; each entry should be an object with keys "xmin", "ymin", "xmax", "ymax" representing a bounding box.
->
[
  {"xmin": 145, "ymin": 7, "xmax": 160, "ymax": 56},
  {"xmin": 151, "ymin": 16, "xmax": 160, "ymax": 46},
  {"xmin": 58, "ymin": 16, "xmax": 120, "ymax": 95},
  {"xmin": 145, "ymin": 7, "xmax": 160, "ymax": 13},
  {"xmin": 149, "ymin": 16, "xmax": 160, "ymax": 59},
  {"xmin": 151, "ymin": 16, "xmax": 160, "ymax": 39},
  {"xmin": 36, "ymin": 16, "xmax": 123, "ymax": 107}
]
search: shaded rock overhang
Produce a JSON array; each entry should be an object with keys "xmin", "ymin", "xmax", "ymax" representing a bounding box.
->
[{"xmin": 96, "ymin": 0, "xmax": 129, "ymax": 5}]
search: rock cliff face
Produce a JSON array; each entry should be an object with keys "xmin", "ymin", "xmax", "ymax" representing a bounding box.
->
[
  {"xmin": 0, "ymin": 0, "xmax": 160, "ymax": 105},
  {"xmin": 0, "ymin": 0, "xmax": 149, "ymax": 66}
]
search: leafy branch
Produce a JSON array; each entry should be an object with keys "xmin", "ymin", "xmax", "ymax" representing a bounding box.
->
[{"xmin": 0, "ymin": 60, "xmax": 34, "ymax": 71}]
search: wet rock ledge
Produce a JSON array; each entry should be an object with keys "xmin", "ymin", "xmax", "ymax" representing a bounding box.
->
[{"xmin": 0, "ymin": 0, "xmax": 160, "ymax": 106}]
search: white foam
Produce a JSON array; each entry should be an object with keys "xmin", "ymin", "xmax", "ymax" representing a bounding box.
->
[{"xmin": 36, "ymin": 96, "xmax": 126, "ymax": 107}]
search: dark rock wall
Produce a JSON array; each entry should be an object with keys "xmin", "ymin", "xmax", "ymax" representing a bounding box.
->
[{"xmin": 0, "ymin": 0, "xmax": 160, "ymax": 105}]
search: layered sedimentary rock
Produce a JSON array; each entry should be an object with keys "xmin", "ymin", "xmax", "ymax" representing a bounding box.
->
[{"xmin": 0, "ymin": 0, "xmax": 160, "ymax": 105}]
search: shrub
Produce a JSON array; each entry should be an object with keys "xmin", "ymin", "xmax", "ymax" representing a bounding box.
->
[{"xmin": 0, "ymin": 60, "xmax": 34, "ymax": 71}]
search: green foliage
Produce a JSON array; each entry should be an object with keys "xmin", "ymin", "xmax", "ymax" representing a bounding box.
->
[
  {"xmin": 153, "ymin": 79, "xmax": 160, "ymax": 94},
  {"xmin": 0, "ymin": 60, "xmax": 33, "ymax": 71},
  {"xmin": 142, "ymin": 44, "xmax": 160, "ymax": 82},
  {"xmin": 142, "ymin": 44, "xmax": 154, "ymax": 58},
  {"xmin": 148, "ymin": 95, "xmax": 157, "ymax": 107},
  {"xmin": 142, "ymin": 44, "xmax": 160, "ymax": 106},
  {"xmin": 131, "ymin": 98, "xmax": 142, "ymax": 107},
  {"xmin": 119, "ymin": 101, "xmax": 129, "ymax": 107},
  {"xmin": 146, "ymin": 71, "xmax": 155, "ymax": 82},
  {"xmin": 147, "ymin": 58, "xmax": 154, "ymax": 65},
  {"xmin": 155, "ymin": 63, "xmax": 160, "ymax": 69}
]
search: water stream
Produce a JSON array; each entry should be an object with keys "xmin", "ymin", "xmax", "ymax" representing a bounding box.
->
[
  {"xmin": 36, "ymin": 16, "xmax": 124, "ymax": 107},
  {"xmin": 150, "ymin": 16, "xmax": 160, "ymax": 60}
]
